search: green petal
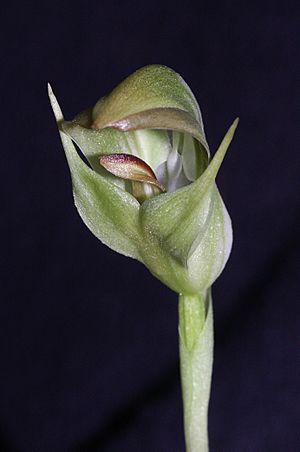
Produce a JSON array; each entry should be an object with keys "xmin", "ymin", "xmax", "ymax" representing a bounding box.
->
[
  {"xmin": 140, "ymin": 119, "xmax": 238, "ymax": 267},
  {"xmin": 92, "ymin": 65, "xmax": 204, "ymax": 128},
  {"xmin": 91, "ymin": 65, "xmax": 209, "ymax": 174},
  {"xmin": 62, "ymin": 66, "xmax": 210, "ymax": 181},
  {"xmin": 48, "ymin": 84, "xmax": 142, "ymax": 261}
]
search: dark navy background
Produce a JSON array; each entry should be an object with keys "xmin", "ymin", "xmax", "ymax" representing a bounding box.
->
[{"xmin": 1, "ymin": 1, "xmax": 299, "ymax": 451}]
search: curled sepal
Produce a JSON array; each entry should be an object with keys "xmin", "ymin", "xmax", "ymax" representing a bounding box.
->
[
  {"xmin": 138, "ymin": 119, "xmax": 238, "ymax": 293},
  {"xmin": 91, "ymin": 65, "xmax": 204, "ymax": 129},
  {"xmin": 91, "ymin": 65, "xmax": 209, "ymax": 171},
  {"xmin": 48, "ymin": 85, "xmax": 142, "ymax": 261},
  {"xmin": 62, "ymin": 65, "xmax": 210, "ymax": 184}
]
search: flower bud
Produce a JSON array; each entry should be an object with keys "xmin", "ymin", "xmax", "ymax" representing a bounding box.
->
[{"xmin": 49, "ymin": 65, "xmax": 238, "ymax": 294}]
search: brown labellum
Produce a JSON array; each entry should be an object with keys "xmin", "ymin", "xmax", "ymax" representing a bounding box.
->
[
  {"xmin": 100, "ymin": 154, "xmax": 165, "ymax": 191},
  {"xmin": 100, "ymin": 153, "xmax": 165, "ymax": 203}
]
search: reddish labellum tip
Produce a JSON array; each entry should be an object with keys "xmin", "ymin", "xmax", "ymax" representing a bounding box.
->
[
  {"xmin": 100, "ymin": 153, "xmax": 165, "ymax": 203},
  {"xmin": 100, "ymin": 153, "xmax": 165, "ymax": 191}
]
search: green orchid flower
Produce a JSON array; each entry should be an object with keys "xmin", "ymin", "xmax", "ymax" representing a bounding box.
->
[
  {"xmin": 49, "ymin": 64, "xmax": 238, "ymax": 452},
  {"xmin": 48, "ymin": 65, "xmax": 237, "ymax": 295}
]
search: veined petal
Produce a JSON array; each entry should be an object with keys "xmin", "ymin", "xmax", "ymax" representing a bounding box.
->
[
  {"xmin": 187, "ymin": 189, "xmax": 233, "ymax": 289},
  {"xmin": 139, "ymin": 119, "xmax": 238, "ymax": 269},
  {"xmin": 48, "ymin": 84, "xmax": 142, "ymax": 261}
]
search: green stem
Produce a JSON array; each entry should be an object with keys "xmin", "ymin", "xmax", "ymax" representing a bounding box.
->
[{"xmin": 179, "ymin": 290, "xmax": 214, "ymax": 452}]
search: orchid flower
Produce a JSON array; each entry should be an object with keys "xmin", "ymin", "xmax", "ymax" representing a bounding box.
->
[{"xmin": 49, "ymin": 65, "xmax": 238, "ymax": 452}]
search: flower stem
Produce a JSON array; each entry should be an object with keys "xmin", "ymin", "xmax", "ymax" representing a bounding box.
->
[{"xmin": 179, "ymin": 290, "xmax": 214, "ymax": 452}]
